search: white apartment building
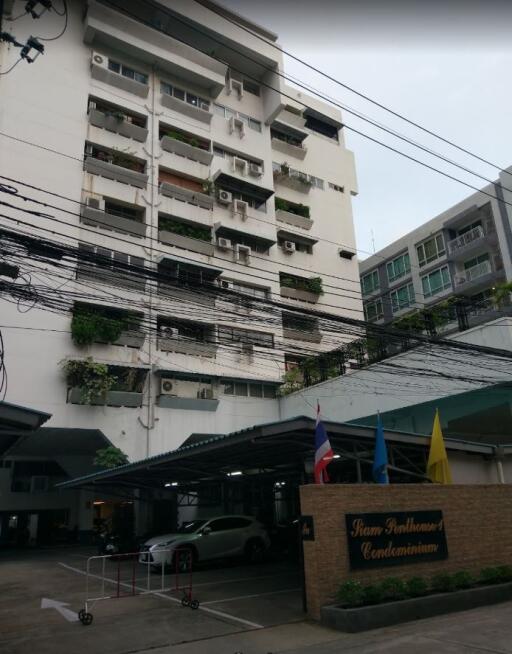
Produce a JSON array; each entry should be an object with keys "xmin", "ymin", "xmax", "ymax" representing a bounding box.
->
[{"xmin": 0, "ymin": 0, "xmax": 362, "ymax": 472}]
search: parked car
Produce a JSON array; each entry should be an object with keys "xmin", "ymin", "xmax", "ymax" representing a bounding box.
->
[{"xmin": 139, "ymin": 515, "xmax": 270, "ymax": 570}]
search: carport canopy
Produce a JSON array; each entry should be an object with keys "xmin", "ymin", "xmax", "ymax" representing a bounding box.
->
[{"xmin": 57, "ymin": 416, "xmax": 505, "ymax": 492}]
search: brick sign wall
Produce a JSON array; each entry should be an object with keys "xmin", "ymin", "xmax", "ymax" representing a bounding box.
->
[{"xmin": 300, "ymin": 484, "xmax": 512, "ymax": 619}]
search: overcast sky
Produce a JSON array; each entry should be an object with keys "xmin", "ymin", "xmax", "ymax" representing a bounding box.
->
[{"xmin": 219, "ymin": 0, "xmax": 512, "ymax": 260}]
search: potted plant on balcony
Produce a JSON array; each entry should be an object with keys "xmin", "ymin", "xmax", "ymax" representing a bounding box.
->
[
  {"xmin": 306, "ymin": 277, "xmax": 323, "ymax": 295},
  {"xmin": 280, "ymin": 162, "xmax": 290, "ymax": 175},
  {"xmin": 61, "ymin": 357, "xmax": 117, "ymax": 405},
  {"xmin": 71, "ymin": 306, "xmax": 136, "ymax": 346}
]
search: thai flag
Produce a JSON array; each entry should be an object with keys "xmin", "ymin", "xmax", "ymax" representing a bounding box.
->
[{"xmin": 314, "ymin": 403, "xmax": 334, "ymax": 484}]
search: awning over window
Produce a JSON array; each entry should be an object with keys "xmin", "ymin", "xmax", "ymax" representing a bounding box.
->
[{"xmin": 213, "ymin": 172, "xmax": 274, "ymax": 204}]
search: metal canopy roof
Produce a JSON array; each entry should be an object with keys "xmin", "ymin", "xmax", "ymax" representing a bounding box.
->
[
  {"xmin": 57, "ymin": 416, "xmax": 502, "ymax": 491},
  {"xmin": 0, "ymin": 400, "xmax": 52, "ymax": 456},
  {"xmin": 214, "ymin": 172, "xmax": 274, "ymax": 204}
]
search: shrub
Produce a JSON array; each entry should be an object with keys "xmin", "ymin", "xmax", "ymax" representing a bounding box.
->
[
  {"xmin": 379, "ymin": 577, "xmax": 407, "ymax": 601},
  {"xmin": 71, "ymin": 307, "xmax": 130, "ymax": 346},
  {"xmin": 336, "ymin": 580, "xmax": 364, "ymax": 607},
  {"xmin": 61, "ymin": 357, "xmax": 117, "ymax": 405},
  {"xmin": 496, "ymin": 565, "xmax": 512, "ymax": 582},
  {"xmin": 306, "ymin": 277, "xmax": 324, "ymax": 295},
  {"xmin": 431, "ymin": 573, "xmax": 455, "ymax": 593},
  {"xmin": 481, "ymin": 566, "xmax": 512, "ymax": 584},
  {"xmin": 94, "ymin": 445, "xmax": 128, "ymax": 469},
  {"xmin": 405, "ymin": 576, "xmax": 429, "ymax": 597},
  {"xmin": 362, "ymin": 584, "xmax": 383, "ymax": 605},
  {"xmin": 452, "ymin": 570, "xmax": 475, "ymax": 590}
]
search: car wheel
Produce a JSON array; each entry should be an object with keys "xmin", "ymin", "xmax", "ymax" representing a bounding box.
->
[
  {"xmin": 172, "ymin": 547, "xmax": 195, "ymax": 573},
  {"xmin": 245, "ymin": 538, "xmax": 265, "ymax": 564}
]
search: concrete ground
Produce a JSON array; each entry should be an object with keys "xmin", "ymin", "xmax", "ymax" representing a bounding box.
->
[{"xmin": 1, "ymin": 547, "xmax": 512, "ymax": 653}]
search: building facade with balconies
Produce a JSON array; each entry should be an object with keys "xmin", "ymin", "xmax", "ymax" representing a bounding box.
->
[
  {"xmin": 0, "ymin": 0, "xmax": 362, "ymax": 464},
  {"xmin": 359, "ymin": 167, "xmax": 512, "ymax": 335}
]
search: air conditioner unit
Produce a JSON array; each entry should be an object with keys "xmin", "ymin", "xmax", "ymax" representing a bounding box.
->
[
  {"xmin": 227, "ymin": 78, "xmax": 244, "ymax": 99},
  {"xmin": 159, "ymin": 326, "xmax": 178, "ymax": 338},
  {"xmin": 283, "ymin": 241, "xmax": 296, "ymax": 253},
  {"xmin": 232, "ymin": 157, "xmax": 248, "ymax": 175},
  {"xmin": 249, "ymin": 162, "xmax": 263, "ymax": 177},
  {"xmin": 219, "ymin": 279, "xmax": 233, "ymax": 289},
  {"xmin": 197, "ymin": 387, "xmax": 214, "ymax": 400},
  {"xmin": 199, "ymin": 101, "xmax": 210, "ymax": 111},
  {"xmin": 232, "ymin": 199, "xmax": 248, "ymax": 219},
  {"xmin": 235, "ymin": 244, "xmax": 251, "ymax": 263},
  {"xmin": 86, "ymin": 196, "xmax": 104, "ymax": 211},
  {"xmin": 91, "ymin": 52, "xmax": 107, "ymax": 69},
  {"xmin": 161, "ymin": 378, "xmax": 175, "ymax": 395},
  {"xmin": 218, "ymin": 189, "xmax": 233, "ymax": 205},
  {"xmin": 217, "ymin": 237, "xmax": 232, "ymax": 250},
  {"xmin": 228, "ymin": 115, "xmax": 245, "ymax": 138}
]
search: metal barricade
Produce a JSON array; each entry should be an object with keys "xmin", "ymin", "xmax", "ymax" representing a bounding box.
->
[{"xmin": 78, "ymin": 547, "xmax": 199, "ymax": 626}]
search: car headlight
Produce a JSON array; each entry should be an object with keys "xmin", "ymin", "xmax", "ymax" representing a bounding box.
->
[{"xmin": 153, "ymin": 540, "xmax": 175, "ymax": 548}]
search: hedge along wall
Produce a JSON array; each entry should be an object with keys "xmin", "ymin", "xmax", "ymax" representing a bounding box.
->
[{"xmin": 300, "ymin": 484, "xmax": 512, "ymax": 620}]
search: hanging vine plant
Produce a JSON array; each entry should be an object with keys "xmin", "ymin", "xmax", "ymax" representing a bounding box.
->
[{"xmin": 62, "ymin": 357, "xmax": 117, "ymax": 405}]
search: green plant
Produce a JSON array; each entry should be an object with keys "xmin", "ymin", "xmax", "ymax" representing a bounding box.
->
[
  {"xmin": 405, "ymin": 576, "xmax": 429, "ymax": 597},
  {"xmin": 362, "ymin": 584, "xmax": 383, "ymax": 605},
  {"xmin": 159, "ymin": 216, "xmax": 211, "ymax": 242},
  {"xmin": 280, "ymin": 162, "xmax": 290, "ymax": 175},
  {"xmin": 493, "ymin": 282, "xmax": 512, "ymax": 307},
  {"xmin": 451, "ymin": 570, "xmax": 475, "ymax": 590},
  {"xmin": 202, "ymin": 179, "xmax": 214, "ymax": 195},
  {"xmin": 71, "ymin": 307, "xmax": 132, "ymax": 346},
  {"xmin": 274, "ymin": 197, "xmax": 310, "ymax": 218},
  {"xmin": 189, "ymin": 137, "xmax": 199, "ymax": 148},
  {"xmin": 277, "ymin": 367, "xmax": 304, "ymax": 396},
  {"xmin": 62, "ymin": 357, "xmax": 117, "ymax": 405},
  {"xmin": 306, "ymin": 277, "xmax": 323, "ymax": 295},
  {"xmin": 379, "ymin": 577, "xmax": 407, "ymax": 601},
  {"xmin": 481, "ymin": 565, "xmax": 512, "ymax": 584},
  {"xmin": 94, "ymin": 446, "xmax": 129, "ymax": 469},
  {"xmin": 336, "ymin": 580, "xmax": 365, "ymax": 607},
  {"xmin": 496, "ymin": 565, "xmax": 512, "ymax": 582},
  {"xmin": 431, "ymin": 572, "xmax": 455, "ymax": 593}
]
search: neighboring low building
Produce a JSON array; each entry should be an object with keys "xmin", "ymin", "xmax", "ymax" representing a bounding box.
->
[{"xmin": 359, "ymin": 167, "xmax": 512, "ymax": 334}]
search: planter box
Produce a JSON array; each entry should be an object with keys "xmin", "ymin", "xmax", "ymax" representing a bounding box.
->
[
  {"xmin": 321, "ymin": 582, "xmax": 512, "ymax": 633},
  {"xmin": 160, "ymin": 182, "xmax": 213, "ymax": 210},
  {"xmin": 68, "ymin": 388, "xmax": 143, "ymax": 407},
  {"xmin": 280, "ymin": 285, "xmax": 320, "ymax": 303},
  {"xmin": 84, "ymin": 157, "xmax": 148, "ymax": 189},
  {"xmin": 89, "ymin": 108, "xmax": 148, "ymax": 142},
  {"xmin": 158, "ymin": 285, "xmax": 216, "ymax": 307},
  {"xmin": 158, "ymin": 336, "xmax": 217, "ymax": 358},
  {"xmin": 274, "ymin": 171, "xmax": 311, "ymax": 193},
  {"xmin": 159, "ymin": 230, "xmax": 214, "ymax": 256},
  {"xmin": 271, "ymin": 138, "xmax": 307, "ymax": 160},
  {"xmin": 275, "ymin": 209, "xmax": 313, "ymax": 231},
  {"xmin": 91, "ymin": 64, "xmax": 149, "ymax": 98},
  {"xmin": 81, "ymin": 206, "xmax": 147, "ymax": 238},
  {"xmin": 161, "ymin": 136, "xmax": 213, "ymax": 165},
  {"xmin": 115, "ymin": 331, "xmax": 145, "ymax": 348},
  {"xmin": 161, "ymin": 93, "xmax": 212, "ymax": 124},
  {"xmin": 283, "ymin": 327, "xmax": 322, "ymax": 343},
  {"xmin": 158, "ymin": 396, "xmax": 219, "ymax": 411}
]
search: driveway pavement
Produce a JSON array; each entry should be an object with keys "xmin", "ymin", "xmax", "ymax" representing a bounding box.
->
[{"xmin": 1, "ymin": 546, "xmax": 512, "ymax": 654}]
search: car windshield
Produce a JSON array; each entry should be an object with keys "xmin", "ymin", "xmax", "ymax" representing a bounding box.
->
[{"xmin": 177, "ymin": 520, "xmax": 207, "ymax": 534}]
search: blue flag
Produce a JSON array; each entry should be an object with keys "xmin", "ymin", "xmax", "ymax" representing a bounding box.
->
[{"xmin": 372, "ymin": 414, "xmax": 389, "ymax": 484}]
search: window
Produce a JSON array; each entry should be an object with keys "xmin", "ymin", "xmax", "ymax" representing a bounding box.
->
[
  {"xmin": 161, "ymin": 81, "xmax": 210, "ymax": 111},
  {"xmin": 416, "ymin": 234, "xmax": 445, "ymax": 267},
  {"xmin": 217, "ymin": 326, "xmax": 274, "ymax": 348},
  {"xmin": 223, "ymin": 380, "xmax": 276, "ymax": 398},
  {"xmin": 213, "ymin": 103, "xmax": 261, "ymax": 132},
  {"xmin": 386, "ymin": 252, "xmax": 411, "ymax": 283},
  {"xmin": 212, "ymin": 146, "xmax": 262, "ymax": 171},
  {"xmin": 231, "ymin": 281, "xmax": 268, "ymax": 299},
  {"xmin": 328, "ymin": 182, "xmax": 344, "ymax": 193},
  {"xmin": 364, "ymin": 299, "xmax": 384, "ymax": 322},
  {"xmin": 77, "ymin": 244, "xmax": 145, "ymax": 289},
  {"xmin": 464, "ymin": 252, "xmax": 490, "ymax": 271},
  {"xmin": 277, "ymin": 236, "xmax": 313, "ymax": 254},
  {"xmin": 421, "ymin": 266, "xmax": 451, "ymax": 298},
  {"xmin": 243, "ymin": 79, "xmax": 260, "ymax": 96},
  {"xmin": 361, "ymin": 270, "xmax": 379, "ymax": 296},
  {"xmin": 390, "ymin": 283, "xmax": 415, "ymax": 313},
  {"xmin": 304, "ymin": 114, "xmax": 339, "ymax": 141},
  {"xmin": 108, "ymin": 59, "xmax": 148, "ymax": 85},
  {"xmin": 458, "ymin": 220, "xmax": 482, "ymax": 236},
  {"xmin": 282, "ymin": 312, "xmax": 319, "ymax": 334}
]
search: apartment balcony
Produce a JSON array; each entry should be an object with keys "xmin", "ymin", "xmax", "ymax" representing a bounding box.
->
[
  {"xmin": 88, "ymin": 108, "xmax": 148, "ymax": 142},
  {"xmin": 114, "ymin": 329, "xmax": 146, "ymax": 348},
  {"xmin": 282, "ymin": 327, "xmax": 322, "ymax": 343},
  {"xmin": 84, "ymin": 156, "xmax": 148, "ymax": 189},
  {"xmin": 156, "ymin": 373, "xmax": 219, "ymax": 411},
  {"xmin": 84, "ymin": 1, "xmax": 227, "ymax": 97},
  {"xmin": 159, "ymin": 230, "xmax": 215, "ymax": 257},
  {"xmin": 68, "ymin": 388, "xmax": 143, "ymax": 407},
  {"xmin": 276, "ymin": 109, "xmax": 307, "ymax": 131},
  {"xmin": 271, "ymin": 137, "xmax": 307, "ymax": 160},
  {"xmin": 273, "ymin": 169, "xmax": 312, "ymax": 193},
  {"xmin": 447, "ymin": 226, "xmax": 497, "ymax": 260},
  {"xmin": 158, "ymin": 285, "xmax": 216, "ymax": 307},
  {"xmin": 159, "ymin": 182, "xmax": 214, "ymax": 210},
  {"xmin": 213, "ymin": 170, "xmax": 274, "ymax": 208},
  {"xmin": 275, "ymin": 208, "xmax": 313, "ymax": 231},
  {"xmin": 90, "ymin": 58, "xmax": 149, "ymax": 98},
  {"xmin": 158, "ymin": 335, "xmax": 217, "ymax": 358},
  {"xmin": 161, "ymin": 135, "xmax": 213, "ymax": 166},
  {"xmin": 157, "ymin": 258, "xmax": 222, "ymax": 307},
  {"xmin": 76, "ymin": 261, "xmax": 146, "ymax": 292},
  {"xmin": 454, "ymin": 259, "xmax": 504, "ymax": 293},
  {"xmin": 81, "ymin": 205, "xmax": 147, "ymax": 238},
  {"xmin": 280, "ymin": 286, "xmax": 320, "ymax": 303},
  {"xmin": 161, "ymin": 93, "xmax": 212, "ymax": 124},
  {"xmin": 159, "ymin": 142, "xmax": 211, "ymax": 181}
]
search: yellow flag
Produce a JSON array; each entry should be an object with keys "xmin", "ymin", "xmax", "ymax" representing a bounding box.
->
[{"xmin": 427, "ymin": 410, "xmax": 452, "ymax": 484}]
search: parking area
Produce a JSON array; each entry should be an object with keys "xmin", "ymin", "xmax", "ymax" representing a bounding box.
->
[{"xmin": 0, "ymin": 546, "xmax": 305, "ymax": 654}]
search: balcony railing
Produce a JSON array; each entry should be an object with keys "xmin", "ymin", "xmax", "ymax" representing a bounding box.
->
[
  {"xmin": 160, "ymin": 135, "xmax": 213, "ymax": 166},
  {"xmin": 273, "ymin": 169, "xmax": 312, "ymax": 193},
  {"xmin": 88, "ymin": 108, "xmax": 148, "ymax": 143},
  {"xmin": 456, "ymin": 260, "xmax": 492, "ymax": 285},
  {"xmin": 158, "ymin": 335, "xmax": 217, "ymax": 358},
  {"xmin": 159, "ymin": 182, "xmax": 214, "ymax": 210},
  {"xmin": 84, "ymin": 156, "xmax": 148, "ymax": 189},
  {"xmin": 448, "ymin": 226, "xmax": 485, "ymax": 253}
]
